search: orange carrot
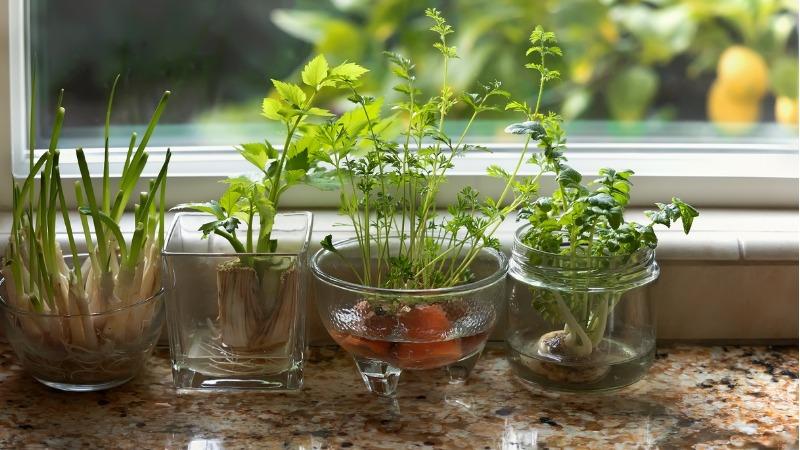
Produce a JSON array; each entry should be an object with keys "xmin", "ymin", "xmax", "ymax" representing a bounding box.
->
[
  {"xmin": 399, "ymin": 304, "xmax": 451, "ymax": 340},
  {"xmin": 459, "ymin": 332, "xmax": 488, "ymax": 357},
  {"xmin": 333, "ymin": 333, "xmax": 393, "ymax": 360},
  {"xmin": 394, "ymin": 340, "xmax": 462, "ymax": 370}
]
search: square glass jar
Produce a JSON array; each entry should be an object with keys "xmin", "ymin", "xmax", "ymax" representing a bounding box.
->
[{"xmin": 163, "ymin": 212, "xmax": 311, "ymax": 390}]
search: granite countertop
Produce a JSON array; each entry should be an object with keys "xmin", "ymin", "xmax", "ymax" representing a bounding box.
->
[{"xmin": 0, "ymin": 343, "xmax": 796, "ymax": 449}]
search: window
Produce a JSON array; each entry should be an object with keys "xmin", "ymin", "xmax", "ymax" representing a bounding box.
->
[{"xmin": 7, "ymin": 0, "xmax": 799, "ymax": 207}]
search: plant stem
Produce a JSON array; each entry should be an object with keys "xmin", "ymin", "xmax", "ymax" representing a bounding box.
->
[
  {"xmin": 103, "ymin": 75, "xmax": 120, "ymax": 215},
  {"xmin": 552, "ymin": 290, "xmax": 593, "ymax": 357}
]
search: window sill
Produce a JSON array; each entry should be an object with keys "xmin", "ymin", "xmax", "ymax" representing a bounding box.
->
[
  {"xmin": 10, "ymin": 146, "xmax": 798, "ymax": 210},
  {"xmin": 310, "ymin": 208, "xmax": 799, "ymax": 262}
]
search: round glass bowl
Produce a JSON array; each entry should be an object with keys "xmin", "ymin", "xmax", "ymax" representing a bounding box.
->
[
  {"xmin": 311, "ymin": 237, "xmax": 507, "ymax": 396},
  {"xmin": 0, "ymin": 272, "xmax": 164, "ymax": 392}
]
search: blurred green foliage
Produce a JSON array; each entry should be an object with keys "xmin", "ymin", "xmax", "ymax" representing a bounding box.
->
[
  {"xmin": 31, "ymin": 0, "xmax": 798, "ymax": 137},
  {"xmin": 269, "ymin": 0, "xmax": 798, "ymax": 122}
]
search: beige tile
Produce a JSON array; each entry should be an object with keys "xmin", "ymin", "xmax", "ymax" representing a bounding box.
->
[
  {"xmin": 739, "ymin": 232, "xmax": 799, "ymax": 261},
  {"xmin": 654, "ymin": 231, "xmax": 741, "ymax": 261},
  {"xmin": 653, "ymin": 262, "xmax": 799, "ymax": 340}
]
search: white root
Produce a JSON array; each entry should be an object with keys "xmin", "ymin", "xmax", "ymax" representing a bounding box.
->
[
  {"xmin": 215, "ymin": 258, "xmax": 297, "ymax": 353},
  {"xmin": 69, "ymin": 283, "xmax": 98, "ymax": 350},
  {"xmin": 256, "ymin": 267, "xmax": 297, "ymax": 351},
  {"xmin": 217, "ymin": 262, "xmax": 261, "ymax": 349}
]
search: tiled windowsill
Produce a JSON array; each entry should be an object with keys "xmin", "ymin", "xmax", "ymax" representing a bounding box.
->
[
  {"xmin": 0, "ymin": 208, "xmax": 797, "ymax": 342},
  {"xmin": 312, "ymin": 208, "xmax": 799, "ymax": 262}
]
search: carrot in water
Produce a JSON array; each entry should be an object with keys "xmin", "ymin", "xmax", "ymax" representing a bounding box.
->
[
  {"xmin": 459, "ymin": 332, "xmax": 489, "ymax": 357},
  {"xmin": 355, "ymin": 300, "xmax": 398, "ymax": 338},
  {"xmin": 393, "ymin": 340, "xmax": 463, "ymax": 370},
  {"xmin": 332, "ymin": 333, "xmax": 392, "ymax": 360},
  {"xmin": 399, "ymin": 304, "xmax": 451, "ymax": 340}
]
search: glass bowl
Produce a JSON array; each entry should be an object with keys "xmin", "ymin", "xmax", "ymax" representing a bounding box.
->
[
  {"xmin": 311, "ymin": 237, "xmax": 507, "ymax": 396},
  {"xmin": 0, "ymin": 257, "xmax": 164, "ymax": 392}
]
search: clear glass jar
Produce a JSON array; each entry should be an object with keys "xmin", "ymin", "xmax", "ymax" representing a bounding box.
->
[
  {"xmin": 0, "ymin": 256, "xmax": 164, "ymax": 392},
  {"xmin": 162, "ymin": 212, "xmax": 311, "ymax": 390},
  {"xmin": 506, "ymin": 224, "xmax": 660, "ymax": 392},
  {"xmin": 311, "ymin": 237, "xmax": 507, "ymax": 397}
]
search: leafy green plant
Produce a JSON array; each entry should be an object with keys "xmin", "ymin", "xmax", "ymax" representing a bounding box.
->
[
  {"xmin": 319, "ymin": 9, "xmax": 546, "ymax": 290},
  {"xmin": 2, "ymin": 75, "xmax": 170, "ymax": 354},
  {"xmin": 184, "ymin": 56, "xmax": 368, "ymax": 255},
  {"xmin": 519, "ymin": 164, "xmax": 698, "ymax": 359},
  {"xmin": 179, "ymin": 57, "xmax": 369, "ymax": 349},
  {"xmin": 508, "ymin": 29, "xmax": 700, "ymax": 358}
]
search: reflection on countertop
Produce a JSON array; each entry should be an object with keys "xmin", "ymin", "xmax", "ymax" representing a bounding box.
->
[{"xmin": 0, "ymin": 343, "xmax": 796, "ymax": 449}]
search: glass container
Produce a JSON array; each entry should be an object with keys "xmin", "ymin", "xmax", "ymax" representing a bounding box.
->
[
  {"xmin": 0, "ymin": 256, "xmax": 164, "ymax": 392},
  {"xmin": 163, "ymin": 212, "xmax": 311, "ymax": 390},
  {"xmin": 311, "ymin": 237, "xmax": 507, "ymax": 397},
  {"xmin": 506, "ymin": 224, "xmax": 660, "ymax": 392}
]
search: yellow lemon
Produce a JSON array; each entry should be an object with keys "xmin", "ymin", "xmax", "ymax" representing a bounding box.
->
[
  {"xmin": 775, "ymin": 96, "xmax": 799, "ymax": 127},
  {"xmin": 716, "ymin": 46, "xmax": 769, "ymax": 101},
  {"xmin": 708, "ymin": 80, "xmax": 759, "ymax": 133}
]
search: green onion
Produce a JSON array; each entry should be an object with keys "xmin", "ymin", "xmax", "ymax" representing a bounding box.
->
[{"xmin": 1, "ymin": 77, "xmax": 171, "ymax": 355}]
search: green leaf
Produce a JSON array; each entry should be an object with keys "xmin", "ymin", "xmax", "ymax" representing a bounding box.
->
[
  {"xmin": 284, "ymin": 147, "xmax": 309, "ymax": 172},
  {"xmin": 329, "ymin": 62, "xmax": 369, "ymax": 82},
  {"xmin": 645, "ymin": 209, "xmax": 670, "ymax": 228},
  {"xmin": 460, "ymin": 92, "xmax": 479, "ymax": 109},
  {"xmin": 283, "ymin": 169, "xmax": 306, "ymax": 186},
  {"xmin": 504, "ymin": 121, "xmax": 545, "ymax": 137},
  {"xmin": 262, "ymin": 98, "xmax": 283, "ymax": 121},
  {"xmin": 505, "ymin": 101, "xmax": 530, "ymax": 114},
  {"xmin": 198, "ymin": 217, "xmax": 241, "ymax": 237},
  {"xmin": 305, "ymin": 107, "xmax": 333, "ymax": 117},
  {"xmin": 301, "ymin": 54, "xmax": 329, "ymax": 88},
  {"xmin": 286, "ymin": 132, "xmax": 319, "ymax": 161},
  {"xmin": 433, "ymin": 42, "xmax": 458, "ymax": 58},
  {"xmin": 641, "ymin": 225, "xmax": 658, "ymax": 248},
  {"xmin": 272, "ymin": 79, "xmax": 306, "ymax": 106},
  {"xmin": 338, "ymin": 98, "xmax": 382, "ymax": 135},
  {"xmin": 320, "ymin": 234, "xmax": 337, "ymax": 253},
  {"xmin": 487, "ymin": 164, "xmax": 511, "ymax": 181},
  {"xmin": 608, "ymin": 208, "xmax": 623, "ymax": 230},
  {"xmin": 222, "ymin": 175, "xmax": 257, "ymax": 195},
  {"xmin": 179, "ymin": 201, "xmax": 226, "ymax": 220},
  {"xmin": 77, "ymin": 206, "xmax": 128, "ymax": 259},
  {"xmin": 673, "ymin": 197, "xmax": 699, "ymax": 234},
  {"xmin": 236, "ymin": 142, "xmax": 275, "ymax": 172},
  {"xmin": 219, "ymin": 186, "xmax": 242, "ymax": 216},
  {"xmin": 587, "ymin": 192, "xmax": 616, "ymax": 210},
  {"xmin": 556, "ymin": 167, "xmax": 582, "ymax": 189}
]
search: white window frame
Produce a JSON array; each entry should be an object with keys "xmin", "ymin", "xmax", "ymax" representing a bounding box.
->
[{"xmin": 3, "ymin": 0, "xmax": 798, "ymax": 210}]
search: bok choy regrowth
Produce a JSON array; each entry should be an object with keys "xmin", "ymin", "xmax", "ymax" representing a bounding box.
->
[
  {"xmin": 180, "ymin": 58, "xmax": 367, "ymax": 352},
  {"xmin": 2, "ymin": 77, "xmax": 170, "ymax": 363}
]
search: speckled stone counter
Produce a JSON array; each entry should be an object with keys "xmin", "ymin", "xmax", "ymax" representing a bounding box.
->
[{"xmin": 0, "ymin": 343, "xmax": 796, "ymax": 449}]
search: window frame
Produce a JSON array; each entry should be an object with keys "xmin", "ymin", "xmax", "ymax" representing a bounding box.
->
[{"xmin": 3, "ymin": 0, "xmax": 798, "ymax": 210}]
